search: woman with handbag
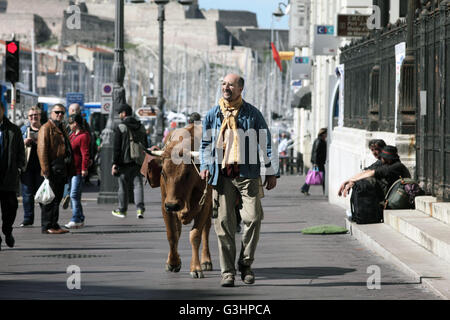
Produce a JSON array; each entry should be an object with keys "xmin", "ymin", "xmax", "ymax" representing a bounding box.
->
[
  {"xmin": 64, "ymin": 114, "xmax": 90, "ymax": 229},
  {"xmin": 301, "ymin": 128, "xmax": 327, "ymax": 195}
]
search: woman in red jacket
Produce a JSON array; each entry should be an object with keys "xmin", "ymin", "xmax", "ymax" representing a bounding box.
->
[{"xmin": 65, "ymin": 114, "xmax": 90, "ymax": 229}]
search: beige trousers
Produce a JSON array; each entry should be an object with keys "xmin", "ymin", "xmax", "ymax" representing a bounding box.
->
[{"xmin": 213, "ymin": 176, "xmax": 264, "ymax": 276}]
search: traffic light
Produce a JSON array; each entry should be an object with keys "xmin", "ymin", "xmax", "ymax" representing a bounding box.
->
[{"xmin": 5, "ymin": 41, "xmax": 20, "ymax": 84}]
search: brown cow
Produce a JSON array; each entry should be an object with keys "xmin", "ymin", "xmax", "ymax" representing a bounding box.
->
[{"xmin": 143, "ymin": 124, "xmax": 213, "ymax": 278}]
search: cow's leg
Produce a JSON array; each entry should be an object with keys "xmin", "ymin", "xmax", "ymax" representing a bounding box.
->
[
  {"xmin": 189, "ymin": 209, "xmax": 212, "ymax": 278},
  {"xmin": 201, "ymin": 215, "xmax": 213, "ymax": 272},
  {"xmin": 163, "ymin": 210, "xmax": 182, "ymax": 272}
]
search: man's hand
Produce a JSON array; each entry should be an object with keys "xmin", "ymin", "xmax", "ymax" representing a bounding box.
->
[
  {"xmin": 342, "ymin": 181, "xmax": 355, "ymax": 198},
  {"xmin": 81, "ymin": 170, "xmax": 88, "ymax": 178},
  {"xmin": 111, "ymin": 165, "xmax": 119, "ymax": 176},
  {"xmin": 338, "ymin": 181, "xmax": 349, "ymax": 197},
  {"xmin": 24, "ymin": 138, "xmax": 33, "ymax": 147},
  {"xmin": 264, "ymin": 175, "xmax": 277, "ymax": 191},
  {"xmin": 199, "ymin": 169, "xmax": 209, "ymax": 180}
]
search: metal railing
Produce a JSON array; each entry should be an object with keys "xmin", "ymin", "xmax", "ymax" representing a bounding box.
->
[{"xmin": 339, "ymin": 2, "xmax": 450, "ymax": 201}]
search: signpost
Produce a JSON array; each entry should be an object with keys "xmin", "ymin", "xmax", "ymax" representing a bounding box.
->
[
  {"xmin": 337, "ymin": 14, "xmax": 370, "ymax": 37},
  {"xmin": 101, "ymin": 83, "xmax": 113, "ymax": 115},
  {"xmin": 291, "ymin": 56, "xmax": 311, "ymax": 80},
  {"xmin": 313, "ymin": 25, "xmax": 339, "ymax": 56},
  {"xmin": 66, "ymin": 92, "xmax": 85, "ymax": 109}
]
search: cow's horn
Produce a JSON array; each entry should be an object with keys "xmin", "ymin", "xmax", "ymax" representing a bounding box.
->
[
  {"xmin": 149, "ymin": 150, "xmax": 164, "ymax": 157},
  {"xmin": 190, "ymin": 151, "xmax": 199, "ymax": 158}
]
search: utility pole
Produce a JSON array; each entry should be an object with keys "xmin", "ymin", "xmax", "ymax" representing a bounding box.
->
[{"xmin": 98, "ymin": 0, "xmax": 126, "ymax": 204}]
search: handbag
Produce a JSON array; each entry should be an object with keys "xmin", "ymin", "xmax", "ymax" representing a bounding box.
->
[{"xmin": 305, "ymin": 166, "xmax": 324, "ymax": 185}]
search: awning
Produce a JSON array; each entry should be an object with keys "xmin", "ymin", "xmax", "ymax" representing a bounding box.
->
[{"xmin": 291, "ymin": 85, "xmax": 311, "ymax": 109}]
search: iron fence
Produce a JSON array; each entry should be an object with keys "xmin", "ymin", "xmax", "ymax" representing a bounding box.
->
[{"xmin": 339, "ymin": 2, "xmax": 450, "ymax": 201}]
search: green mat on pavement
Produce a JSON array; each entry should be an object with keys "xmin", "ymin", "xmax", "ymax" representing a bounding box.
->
[{"xmin": 301, "ymin": 225, "xmax": 348, "ymax": 235}]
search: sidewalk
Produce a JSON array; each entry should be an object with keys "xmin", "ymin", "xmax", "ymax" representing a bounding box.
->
[{"xmin": 0, "ymin": 175, "xmax": 441, "ymax": 300}]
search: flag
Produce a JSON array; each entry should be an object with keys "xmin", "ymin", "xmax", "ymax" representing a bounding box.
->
[{"xmin": 271, "ymin": 42, "xmax": 283, "ymax": 72}]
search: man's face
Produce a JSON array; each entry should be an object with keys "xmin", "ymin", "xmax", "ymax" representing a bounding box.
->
[
  {"xmin": 69, "ymin": 104, "xmax": 80, "ymax": 115},
  {"xmin": 28, "ymin": 110, "xmax": 41, "ymax": 125},
  {"xmin": 222, "ymin": 74, "xmax": 243, "ymax": 102},
  {"xmin": 370, "ymin": 146, "xmax": 381, "ymax": 159},
  {"xmin": 51, "ymin": 107, "xmax": 65, "ymax": 122}
]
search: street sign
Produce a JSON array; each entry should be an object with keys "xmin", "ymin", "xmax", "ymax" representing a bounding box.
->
[
  {"xmin": 102, "ymin": 83, "xmax": 113, "ymax": 97},
  {"xmin": 135, "ymin": 107, "xmax": 156, "ymax": 119},
  {"xmin": 66, "ymin": 92, "xmax": 85, "ymax": 109},
  {"xmin": 313, "ymin": 25, "xmax": 339, "ymax": 56},
  {"xmin": 101, "ymin": 96, "xmax": 113, "ymax": 114},
  {"xmin": 143, "ymin": 96, "xmax": 157, "ymax": 106},
  {"xmin": 37, "ymin": 75, "xmax": 47, "ymax": 88},
  {"xmin": 337, "ymin": 14, "xmax": 370, "ymax": 37},
  {"xmin": 291, "ymin": 56, "xmax": 311, "ymax": 80}
]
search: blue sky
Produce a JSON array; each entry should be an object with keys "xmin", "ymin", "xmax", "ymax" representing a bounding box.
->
[{"xmin": 197, "ymin": 0, "xmax": 289, "ymax": 30}]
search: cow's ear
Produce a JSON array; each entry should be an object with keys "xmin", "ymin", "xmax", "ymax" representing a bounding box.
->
[{"xmin": 148, "ymin": 158, "xmax": 162, "ymax": 188}]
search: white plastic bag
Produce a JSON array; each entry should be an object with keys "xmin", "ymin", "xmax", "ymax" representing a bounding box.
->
[{"xmin": 34, "ymin": 178, "xmax": 55, "ymax": 205}]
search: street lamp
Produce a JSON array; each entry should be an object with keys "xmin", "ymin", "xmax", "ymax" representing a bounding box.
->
[
  {"xmin": 98, "ymin": 0, "xmax": 126, "ymax": 204},
  {"xmin": 152, "ymin": 0, "xmax": 193, "ymax": 146},
  {"xmin": 272, "ymin": 2, "xmax": 290, "ymax": 20}
]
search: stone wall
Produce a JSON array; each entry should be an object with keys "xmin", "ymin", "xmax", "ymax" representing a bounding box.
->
[
  {"xmin": 0, "ymin": 13, "xmax": 52, "ymax": 44},
  {"xmin": 61, "ymin": 11, "xmax": 114, "ymax": 46}
]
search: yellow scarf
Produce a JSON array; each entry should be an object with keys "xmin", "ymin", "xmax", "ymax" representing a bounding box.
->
[{"xmin": 217, "ymin": 96, "xmax": 243, "ymax": 168}]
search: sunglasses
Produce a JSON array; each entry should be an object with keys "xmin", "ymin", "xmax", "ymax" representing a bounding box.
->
[
  {"xmin": 28, "ymin": 114, "xmax": 40, "ymax": 118},
  {"xmin": 53, "ymin": 111, "xmax": 65, "ymax": 115}
]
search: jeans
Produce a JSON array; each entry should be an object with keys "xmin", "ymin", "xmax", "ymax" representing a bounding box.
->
[
  {"xmin": 20, "ymin": 168, "xmax": 44, "ymax": 224},
  {"xmin": 41, "ymin": 176, "xmax": 66, "ymax": 231},
  {"xmin": 118, "ymin": 165, "xmax": 145, "ymax": 212},
  {"xmin": 70, "ymin": 174, "xmax": 85, "ymax": 223}
]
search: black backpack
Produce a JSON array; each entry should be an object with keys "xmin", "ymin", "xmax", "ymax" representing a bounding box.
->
[{"xmin": 350, "ymin": 177, "xmax": 384, "ymax": 224}]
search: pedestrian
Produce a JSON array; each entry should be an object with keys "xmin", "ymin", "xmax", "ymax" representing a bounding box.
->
[
  {"xmin": 37, "ymin": 104, "xmax": 75, "ymax": 234},
  {"xmin": 64, "ymin": 114, "xmax": 90, "ymax": 229},
  {"xmin": 111, "ymin": 103, "xmax": 148, "ymax": 219},
  {"xmin": 301, "ymin": 128, "xmax": 327, "ymax": 195},
  {"xmin": 338, "ymin": 145, "xmax": 411, "ymax": 198},
  {"xmin": 0, "ymin": 101, "xmax": 25, "ymax": 250},
  {"xmin": 199, "ymin": 73, "xmax": 278, "ymax": 287},
  {"xmin": 278, "ymin": 132, "xmax": 292, "ymax": 175},
  {"xmin": 62, "ymin": 103, "xmax": 95, "ymax": 209},
  {"xmin": 20, "ymin": 106, "xmax": 44, "ymax": 227}
]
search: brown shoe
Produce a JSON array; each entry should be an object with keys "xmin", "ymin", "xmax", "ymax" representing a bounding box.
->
[
  {"xmin": 55, "ymin": 228, "xmax": 69, "ymax": 234},
  {"xmin": 44, "ymin": 228, "xmax": 69, "ymax": 234}
]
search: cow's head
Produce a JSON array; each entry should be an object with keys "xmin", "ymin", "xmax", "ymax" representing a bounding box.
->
[{"xmin": 147, "ymin": 125, "xmax": 203, "ymax": 224}]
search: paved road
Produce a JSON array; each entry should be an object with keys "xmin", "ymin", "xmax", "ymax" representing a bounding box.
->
[{"xmin": 0, "ymin": 175, "xmax": 441, "ymax": 300}]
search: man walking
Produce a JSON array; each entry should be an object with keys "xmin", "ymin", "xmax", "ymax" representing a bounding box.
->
[
  {"xmin": 20, "ymin": 106, "xmax": 44, "ymax": 227},
  {"xmin": 111, "ymin": 103, "xmax": 148, "ymax": 219},
  {"xmin": 199, "ymin": 73, "xmax": 278, "ymax": 287},
  {"xmin": 37, "ymin": 104, "xmax": 75, "ymax": 234},
  {"xmin": 0, "ymin": 101, "xmax": 25, "ymax": 249}
]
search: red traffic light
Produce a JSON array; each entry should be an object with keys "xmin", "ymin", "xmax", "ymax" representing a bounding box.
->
[{"xmin": 6, "ymin": 42, "xmax": 18, "ymax": 54}]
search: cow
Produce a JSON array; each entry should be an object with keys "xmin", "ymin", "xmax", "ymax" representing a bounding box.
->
[{"xmin": 142, "ymin": 124, "xmax": 213, "ymax": 279}]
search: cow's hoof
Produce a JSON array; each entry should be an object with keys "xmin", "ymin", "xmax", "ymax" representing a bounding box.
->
[
  {"xmin": 190, "ymin": 270, "xmax": 205, "ymax": 279},
  {"xmin": 201, "ymin": 262, "xmax": 213, "ymax": 271},
  {"xmin": 165, "ymin": 263, "xmax": 181, "ymax": 273}
]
